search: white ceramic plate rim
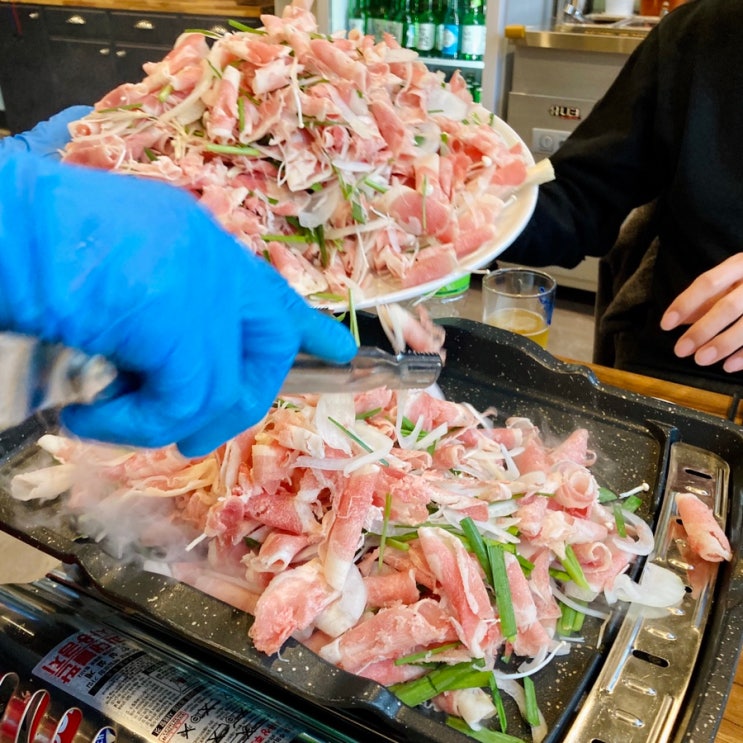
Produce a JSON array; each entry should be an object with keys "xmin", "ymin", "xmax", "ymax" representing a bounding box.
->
[{"xmin": 309, "ymin": 115, "xmax": 538, "ymax": 312}]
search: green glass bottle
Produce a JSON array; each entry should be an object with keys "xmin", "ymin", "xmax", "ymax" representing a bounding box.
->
[
  {"xmin": 401, "ymin": 0, "xmax": 417, "ymax": 49},
  {"xmin": 438, "ymin": 0, "xmax": 460, "ymax": 58},
  {"xmin": 368, "ymin": 1, "xmax": 388, "ymax": 40},
  {"xmin": 388, "ymin": 0, "xmax": 404, "ymax": 44},
  {"xmin": 415, "ymin": 0, "xmax": 437, "ymax": 56},
  {"xmin": 460, "ymin": 0, "xmax": 485, "ymax": 61},
  {"xmin": 347, "ymin": 0, "xmax": 368, "ymax": 34}
]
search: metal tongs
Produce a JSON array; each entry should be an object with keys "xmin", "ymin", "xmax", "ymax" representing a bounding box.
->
[
  {"xmin": 12, "ymin": 342, "xmax": 442, "ymax": 420},
  {"xmin": 280, "ymin": 347, "xmax": 443, "ymax": 395}
]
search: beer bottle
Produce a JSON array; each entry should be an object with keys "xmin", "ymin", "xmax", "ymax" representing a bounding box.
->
[
  {"xmin": 438, "ymin": 0, "xmax": 460, "ymax": 59},
  {"xmin": 460, "ymin": 0, "xmax": 486, "ymax": 61},
  {"xmin": 347, "ymin": 0, "xmax": 368, "ymax": 34},
  {"xmin": 415, "ymin": 0, "xmax": 437, "ymax": 56}
]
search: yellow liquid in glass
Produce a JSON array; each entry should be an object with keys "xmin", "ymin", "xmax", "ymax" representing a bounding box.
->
[{"xmin": 485, "ymin": 308, "xmax": 549, "ymax": 348}]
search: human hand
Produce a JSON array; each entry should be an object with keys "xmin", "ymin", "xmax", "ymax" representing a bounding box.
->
[
  {"xmin": 0, "ymin": 106, "xmax": 93, "ymax": 158},
  {"xmin": 0, "ymin": 152, "xmax": 357, "ymax": 456},
  {"xmin": 660, "ymin": 254, "xmax": 743, "ymax": 373}
]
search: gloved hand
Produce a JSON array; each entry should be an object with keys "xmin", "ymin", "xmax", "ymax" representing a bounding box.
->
[
  {"xmin": 0, "ymin": 150, "xmax": 357, "ymax": 456},
  {"xmin": 0, "ymin": 106, "xmax": 93, "ymax": 158}
]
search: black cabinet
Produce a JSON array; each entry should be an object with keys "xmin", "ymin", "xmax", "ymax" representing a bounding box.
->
[
  {"xmin": 0, "ymin": 6, "xmax": 260, "ymax": 134},
  {"xmin": 0, "ymin": 5, "xmax": 52, "ymax": 133}
]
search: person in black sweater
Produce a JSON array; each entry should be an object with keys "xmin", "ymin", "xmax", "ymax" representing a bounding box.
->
[{"xmin": 502, "ymin": 0, "xmax": 743, "ymax": 395}]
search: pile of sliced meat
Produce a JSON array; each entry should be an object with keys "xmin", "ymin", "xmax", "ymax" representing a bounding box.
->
[{"xmin": 61, "ymin": 0, "xmax": 529, "ymax": 303}]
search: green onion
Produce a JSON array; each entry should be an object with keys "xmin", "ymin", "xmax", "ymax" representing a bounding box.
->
[
  {"xmin": 356, "ymin": 407, "xmax": 382, "ymax": 420},
  {"xmin": 391, "ymin": 662, "xmax": 489, "ymax": 707},
  {"xmin": 327, "ymin": 416, "xmax": 388, "ymax": 466},
  {"xmin": 244, "ymin": 536, "xmax": 261, "ymax": 549},
  {"xmin": 394, "ymin": 642, "xmax": 461, "ymax": 666},
  {"xmin": 143, "ymin": 148, "xmax": 158, "ymax": 162},
  {"xmin": 414, "ymin": 134, "xmax": 426, "ymax": 146},
  {"xmin": 262, "ymin": 233, "xmax": 310, "ymax": 244},
  {"xmin": 549, "ymin": 567, "xmax": 572, "ymax": 583},
  {"xmin": 562, "ymin": 544, "xmax": 590, "ymax": 590},
  {"xmin": 97, "ymin": 103, "xmax": 143, "ymax": 113},
  {"xmin": 237, "ymin": 96, "xmax": 246, "ymax": 132},
  {"xmin": 623, "ymin": 494, "xmax": 643, "ymax": 512},
  {"xmin": 351, "ymin": 200, "xmax": 366, "ymax": 223},
  {"xmin": 228, "ymin": 19, "xmax": 267, "ymax": 33},
  {"xmin": 385, "ymin": 537, "xmax": 409, "ymax": 552},
  {"xmin": 348, "ymin": 289, "xmax": 360, "ymax": 346},
  {"xmin": 558, "ymin": 602, "xmax": 577, "ymax": 635},
  {"xmin": 363, "ymin": 177, "xmax": 388, "ymax": 194},
  {"xmin": 205, "ymin": 143, "xmax": 260, "ymax": 156},
  {"xmin": 308, "ymin": 291, "xmax": 346, "ymax": 303},
  {"xmin": 598, "ymin": 486, "xmax": 618, "ymax": 503},
  {"xmin": 613, "ymin": 502, "xmax": 627, "ymax": 538},
  {"xmin": 207, "ymin": 60, "xmax": 223, "ymax": 79},
  {"xmin": 378, "ymin": 492, "xmax": 392, "ymax": 568},
  {"xmin": 523, "ymin": 677, "xmax": 540, "ymax": 727},
  {"xmin": 446, "ymin": 717, "xmax": 524, "ymax": 743},
  {"xmin": 461, "ymin": 517, "xmax": 490, "ymax": 577},
  {"xmin": 488, "ymin": 676, "xmax": 508, "ymax": 734},
  {"xmin": 487, "ymin": 543, "xmax": 517, "ymax": 641}
]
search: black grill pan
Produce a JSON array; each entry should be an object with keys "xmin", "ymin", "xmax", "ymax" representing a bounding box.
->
[{"xmin": 0, "ymin": 315, "xmax": 740, "ymax": 742}]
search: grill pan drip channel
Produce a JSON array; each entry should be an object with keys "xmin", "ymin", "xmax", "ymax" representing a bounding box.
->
[{"xmin": 0, "ymin": 316, "xmax": 741, "ymax": 743}]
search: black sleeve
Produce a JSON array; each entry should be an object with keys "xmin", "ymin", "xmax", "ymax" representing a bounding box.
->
[{"xmin": 502, "ymin": 24, "xmax": 668, "ymax": 268}]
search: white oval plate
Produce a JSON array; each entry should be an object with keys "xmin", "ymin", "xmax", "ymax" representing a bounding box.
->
[{"xmin": 310, "ymin": 116, "xmax": 538, "ymax": 313}]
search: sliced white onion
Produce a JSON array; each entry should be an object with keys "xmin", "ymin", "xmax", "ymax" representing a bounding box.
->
[
  {"xmin": 611, "ymin": 508, "xmax": 655, "ymax": 555},
  {"xmin": 550, "ymin": 580, "xmax": 610, "ymax": 621},
  {"xmin": 609, "ymin": 562, "xmax": 686, "ymax": 608}
]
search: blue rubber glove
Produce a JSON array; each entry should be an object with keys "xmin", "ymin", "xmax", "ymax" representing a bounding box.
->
[
  {"xmin": 0, "ymin": 151, "xmax": 357, "ymax": 456},
  {"xmin": 0, "ymin": 106, "xmax": 93, "ymax": 158}
]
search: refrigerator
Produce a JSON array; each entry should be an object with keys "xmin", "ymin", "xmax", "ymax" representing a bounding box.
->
[{"xmin": 278, "ymin": 0, "xmax": 553, "ymax": 116}]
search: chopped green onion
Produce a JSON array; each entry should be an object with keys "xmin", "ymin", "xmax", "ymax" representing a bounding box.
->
[
  {"xmin": 598, "ymin": 486, "xmax": 618, "ymax": 503},
  {"xmin": 97, "ymin": 103, "xmax": 143, "ymax": 113},
  {"xmin": 487, "ymin": 543, "xmax": 517, "ymax": 641},
  {"xmin": 562, "ymin": 544, "xmax": 590, "ymax": 590},
  {"xmin": 237, "ymin": 96, "xmax": 246, "ymax": 132},
  {"xmin": 262, "ymin": 233, "xmax": 310, "ymax": 244},
  {"xmin": 523, "ymin": 677, "xmax": 540, "ymax": 728},
  {"xmin": 205, "ymin": 143, "xmax": 260, "ymax": 156},
  {"xmin": 488, "ymin": 676, "xmax": 508, "ymax": 734},
  {"xmin": 207, "ymin": 60, "xmax": 222, "ymax": 79},
  {"xmin": 549, "ymin": 567, "xmax": 572, "ymax": 583},
  {"xmin": 243, "ymin": 536, "xmax": 261, "ymax": 549},
  {"xmin": 351, "ymin": 200, "xmax": 366, "ymax": 224},
  {"xmin": 391, "ymin": 662, "xmax": 489, "ymax": 707},
  {"xmin": 385, "ymin": 537, "xmax": 409, "ymax": 552},
  {"xmin": 394, "ymin": 642, "xmax": 461, "ymax": 666},
  {"xmin": 378, "ymin": 492, "xmax": 392, "ymax": 568},
  {"xmin": 308, "ymin": 291, "xmax": 346, "ymax": 303},
  {"xmin": 558, "ymin": 602, "xmax": 577, "ymax": 635},
  {"xmin": 348, "ymin": 289, "xmax": 360, "ymax": 346},
  {"xmin": 143, "ymin": 148, "xmax": 158, "ymax": 162},
  {"xmin": 613, "ymin": 502, "xmax": 627, "ymax": 538},
  {"xmin": 327, "ymin": 416, "xmax": 388, "ymax": 466},
  {"xmin": 157, "ymin": 83, "xmax": 173, "ymax": 102},
  {"xmin": 228, "ymin": 19, "xmax": 267, "ymax": 33},
  {"xmin": 446, "ymin": 717, "xmax": 524, "ymax": 743},
  {"xmin": 363, "ymin": 177, "xmax": 388, "ymax": 194},
  {"xmin": 461, "ymin": 517, "xmax": 490, "ymax": 577},
  {"xmin": 623, "ymin": 494, "xmax": 643, "ymax": 513},
  {"xmin": 356, "ymin": 407, "xmax": 382, "ymax": 420}
]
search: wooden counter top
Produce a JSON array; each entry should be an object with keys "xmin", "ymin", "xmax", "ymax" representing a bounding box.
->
[
  {"xmin": 568, "ymin": 359, "xmax": 742, "ymax": 743},
  {"xmin": 0, "ymin": 0, "xmax": 270, "ymax": 19}
]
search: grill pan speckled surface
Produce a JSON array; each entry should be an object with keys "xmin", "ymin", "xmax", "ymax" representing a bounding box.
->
[{"xmin": 0, "ymin": 315, "xmax": 742, "ymax": 742}]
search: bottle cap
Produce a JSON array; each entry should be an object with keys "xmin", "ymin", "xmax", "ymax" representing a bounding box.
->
[{"xmin": 434, "ymin": 273, "xmax": 471, "ymax": 297}]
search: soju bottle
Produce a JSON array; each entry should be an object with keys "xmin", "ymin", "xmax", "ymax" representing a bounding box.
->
[
  {"xmin": 368, "ymin": 2, "xmax": 387, "ymax": 40},
  {"xmin": 388, "ymin": 0, "xmax": 404, "ymax": 44},
  {"xmin": 460, "ymin": 0, "xmax": 486, "ymax": 61},
  {"xmin": 401, "ymin": 0, "xmax": 417, "ymax": 49},
  {"xmin": 347, "ymin": 0, "xmax": 368, "ymax": 34},
  {"xmin": 438, "ymin": 0, "xmax": 460, "ymax": 58},
  {"xmin": 415, "ymin": 0, "xmax": 437, "ymax": 56}
]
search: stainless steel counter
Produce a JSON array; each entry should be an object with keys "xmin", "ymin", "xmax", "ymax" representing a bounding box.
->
[{"xmin": 515, "ymin": 27, "xmax": 646, "ymax": 55}]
